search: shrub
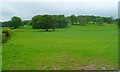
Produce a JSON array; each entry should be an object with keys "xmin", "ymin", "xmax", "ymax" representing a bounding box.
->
[
  {"xmin": 2, "ymin": 28, "xmax": 11, "ymax": 37},
  {"xmin": 2, "ymin": 28, "xmax": 11, "ymax": 43},
  {"xmin": 2, "ymin": 33, "xmax": 7, "ymax": 43}
]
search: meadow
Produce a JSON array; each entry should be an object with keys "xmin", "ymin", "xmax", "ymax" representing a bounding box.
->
[
  {"xmin": 0, "ymin": 46, "xmax": 1, "ymax": 71},
  {"xmin": 2, "ymin": 24, "xmax": 118, "ymax": 70}
]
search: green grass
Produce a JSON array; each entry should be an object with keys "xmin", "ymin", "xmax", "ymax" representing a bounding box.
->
[
  {"xmin": 0, "ymin": 29, "xmax": 1, "ymax": 70},
  {"xmin": 0, "ymin": 45, "xmax": 2, "ymax": 71},
  {"xmin": 2, "ymin": 24, "xmax": 118, "ymax": 70}
]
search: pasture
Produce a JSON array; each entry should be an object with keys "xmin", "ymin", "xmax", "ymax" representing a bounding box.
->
[{"xmin": 2, "ymin": 24, "xmax": 118, "ymax": 70}]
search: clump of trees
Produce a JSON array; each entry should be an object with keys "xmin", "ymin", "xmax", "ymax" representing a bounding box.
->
[
  {"xmin": 54, "ymin": 15, "xmax": 68, "ymax": 28},
  {"xmin": 102, "ymin": 17, "xmax": 113, "ymax": 24},
  {"xmin": 1, "ymin": 16, "xmax": 23, "ymax": 29},
  {"xmin": 31, "ymin": 15, "xmax": 56, "ymax": 31},
  {"xmin": 31, "ymin": 15, "xmax": 68, "ymax": 31},
  {"xmin": 66, "ymin": 15, "xmax": 115, "ymax": 25},
  {"xmin": 67, "ymin": 15, "xmax": 78, "ymax": 25},
  {"xmin": 79, "ymin": 17, "xmax": 87, "ymax": 26},
  {"xmin": 9, "ymin": 16, "xmax": 22, "ymax": 29}
]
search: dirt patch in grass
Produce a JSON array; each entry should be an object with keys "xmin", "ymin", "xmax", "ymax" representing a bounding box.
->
[{"xmin": 42, "ymin": 57, "xmax": 118, "ymax": 70}]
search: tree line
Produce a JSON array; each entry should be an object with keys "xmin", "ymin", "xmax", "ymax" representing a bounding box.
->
[{"xmin": 1, "ymin": 14, "xmax": 117, "ymax": 31}]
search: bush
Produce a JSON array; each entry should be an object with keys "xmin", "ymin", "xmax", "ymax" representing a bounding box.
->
[
  {"xmin": 2, "ymin": 28, "xmax": 11, "ymax": 43},
  {"xmin": 2, "ymin": 28, "xmax": 11, "ymax": 37},
  {"xmin": 2, "ymin": 33, "xmax": 7, "ymax": 43}
]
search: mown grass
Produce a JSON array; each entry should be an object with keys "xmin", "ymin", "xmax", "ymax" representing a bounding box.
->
[
  {"xmin": 0, "ymin": 27, "xmax": 2, "ymax": 71},
  {"xmin": 2, "ymin": 24, "xmax": 118, "ymax": 70}
]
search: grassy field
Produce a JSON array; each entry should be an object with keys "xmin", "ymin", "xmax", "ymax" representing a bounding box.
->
[
  {"xmin": 2, "ymin": 24, "xmax": 118, "ymax": 70},
  {"xmin": 0, "ymin": 27, "xmax": 2, "ymax": 71}
]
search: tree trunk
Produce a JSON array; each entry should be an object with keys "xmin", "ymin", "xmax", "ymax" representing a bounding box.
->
[{"xmin": 45, "ymin": 28, "xmax": 48, "ymax": 31}]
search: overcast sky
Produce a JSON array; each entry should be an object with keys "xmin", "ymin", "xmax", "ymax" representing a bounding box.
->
[{"xmin": 0, "ymin": 0, "xmax": 119, "ymax": 22}]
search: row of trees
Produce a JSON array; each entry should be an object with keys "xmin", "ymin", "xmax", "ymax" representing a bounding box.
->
[
  {"xmin": 67, "ymin": 15, "xmax": 115, "ymax": 25},
  {"xmin": 1, "ymin": 15, "xmax": 68, "ymax": 31},
  {"xmin": 1, "ymin": 15, "xmax": 117, "ymax": 31}
]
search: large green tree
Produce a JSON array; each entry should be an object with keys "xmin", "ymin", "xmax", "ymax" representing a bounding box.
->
[
  {"xmin": 55, "ymin": 15, "xmax": 68, "ymax": 28},
  {"xmin": 40, "ymin": 15, "xmax": 56, "ymax": 31},
  {"xmin": 10, "ymin": 16, "xmax": 22, "ymax": 29},
  {"xmin": 32, "ymin": 15, "xmax": 56, "ymax": 31},
  {"xmin": 31, "ymin": 15, "xmax": 42, "ymax": 29}
]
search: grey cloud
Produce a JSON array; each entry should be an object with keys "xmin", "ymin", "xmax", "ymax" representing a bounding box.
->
[{"xmin": 1, "ymin": 2, "xmax": 118, "ymax": 21}]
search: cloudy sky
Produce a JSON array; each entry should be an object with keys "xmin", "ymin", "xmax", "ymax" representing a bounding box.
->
[{"xmin": 0, "ymin": 0, "xmax": 119, "ymax": 22}]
